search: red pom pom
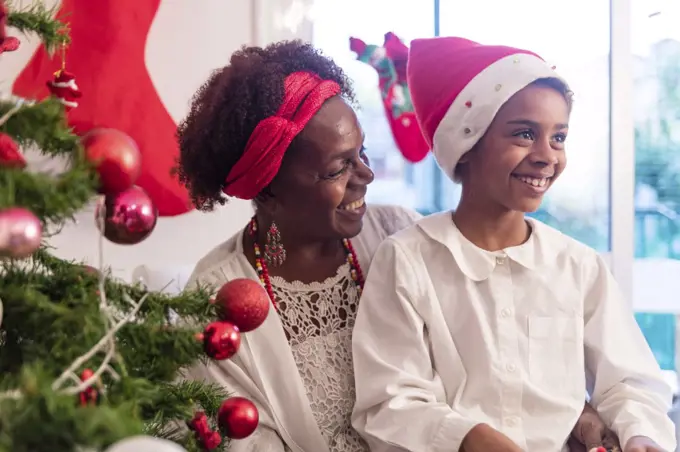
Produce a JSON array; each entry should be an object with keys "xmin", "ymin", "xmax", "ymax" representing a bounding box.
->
[
  {"xmin": 78, "ymin": 368, "xmax": 100, "ymax": 406},
  {"xmin": 218, "ymin": 397, "xmax": 259, "ymax": 439},
  {"xmin": 0, "ymin": 133, "xmax": 25, "ymax": 168},
  {"xmin": 0, "ymin": 36, "xmax": 19, "ymax": 53},
  {"xmin": 215, "ymin": 279, "xmax": 270, "ymax": 332},
  {"xmin": 200, "ymin": 321, "xmax": 241, "ymax": 360},
  {"xmin": 187, "ymin": 411, "xmax": 222, "ymax": 450},
  {"xmin": 82, "ymin": 128, "xmax": 141, "ymax": 194}
]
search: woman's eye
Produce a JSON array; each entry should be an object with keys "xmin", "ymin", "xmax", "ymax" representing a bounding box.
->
[
  {"xmin": 359, "ymin": 147, "xmax": 369, "ymax": 166},
  {"xmin": 327, "ymin": 162, "xmax": 350, "ymax": 178}
]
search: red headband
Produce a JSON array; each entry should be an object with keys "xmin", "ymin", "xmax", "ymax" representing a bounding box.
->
[{"xmin": 223, "ymin": 71, "xmax": 341, "ymax": 200}]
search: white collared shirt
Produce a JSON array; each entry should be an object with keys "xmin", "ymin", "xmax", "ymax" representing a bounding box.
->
[{"xmin": 351, "ymin": 212, "xmax": 676, "ymax": 452}]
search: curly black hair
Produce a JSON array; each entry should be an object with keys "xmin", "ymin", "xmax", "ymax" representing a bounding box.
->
[{"xmin": 175, "ymin": 40, "xmax": 355, "ymax": 211}]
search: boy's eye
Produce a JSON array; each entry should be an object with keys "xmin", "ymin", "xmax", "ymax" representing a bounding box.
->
[
  {"xmin": 553, "ymin": 133, "xmax": 567, "ymax": 143},
  {"xmin": 514, "ymin": 130, "xmax": 535, "ymax": 140}
]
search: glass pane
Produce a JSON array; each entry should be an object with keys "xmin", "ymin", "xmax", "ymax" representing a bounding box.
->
[
  {"xmin": 439, "ymin": 0, "xmax": 611, "ymax": 252},
  {"xmin": 312, "ymin": 0, "xmax": 436, "ymax": 212},
  {"xmin": 632, "ymin": 0, "xmax": 680, "ymax": 368}
]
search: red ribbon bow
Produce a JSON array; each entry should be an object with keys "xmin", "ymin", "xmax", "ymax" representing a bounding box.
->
[{"xmin": 223, "ymin": 71, "xmax": 341, "ymax": 200}]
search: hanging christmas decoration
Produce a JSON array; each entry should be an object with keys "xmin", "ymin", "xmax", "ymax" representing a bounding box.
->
[
  {"xmin": 95, "ymin": 185, "xmax": 158, "ymax": 245},
  {"xmin": 197, "ymin": 321, "xmax": 241, "ymax": 361},
  {"xmin": 44, "ymin": 41, "xmax": 81, "ymax": 110},
  {"xmin": 0, "ymin": 132, "xmax": 26, "ymax": 168},
  {"xmin": 47, "ymin": 70, "xmax": 82, "ymax": 110},
  {"xmin": 215, "ymin": 278, "xmax": 270, "ymax": 332},
  {"xmin": 12, "ymin": 0, "xmax": 192, "ymax": 217},
  {"xmin": 82, "ymin": 128, "xmax": 142, "ymax": 194},
  {"xmin": 350, "ymin": 32, "xmax": 429, "ymax": 163},
  {"xmin": 0, "ymin": 207, "xmax": 42, "ymax": 259},
  {"xmin": 187, "ymin": 411, "xmax": 222, "ymax": 451},
  {"xmin": 0, "ymin": 0, "xmax": 19, "ymax": 54},
  {"xmin": 217, "ymin": 397, "xmax": 259, "ymax": 440}
]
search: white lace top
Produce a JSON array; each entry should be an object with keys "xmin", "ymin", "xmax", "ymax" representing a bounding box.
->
[
  {"xmin": 184, "ymin": 205, "xmax": 423, "ymax": 452},
  {"xmin": 272, "ymin": 263, "xmax": 367, "ymax": 452}
]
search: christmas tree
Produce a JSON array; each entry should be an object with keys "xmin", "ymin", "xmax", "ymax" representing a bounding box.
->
[{"xmin": 0, "ymin": 3, "xmax": 268, "ymax": 451}]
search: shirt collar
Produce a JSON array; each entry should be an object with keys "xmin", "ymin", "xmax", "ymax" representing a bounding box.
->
[{"xmin": 417, "ymin": 212, "xmax": 564, "ymax": 281}]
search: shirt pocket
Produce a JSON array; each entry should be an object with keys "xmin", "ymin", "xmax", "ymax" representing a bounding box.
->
[{"xmin": 528, "ymin": 315, "xmax": 585, "ymax": 397}]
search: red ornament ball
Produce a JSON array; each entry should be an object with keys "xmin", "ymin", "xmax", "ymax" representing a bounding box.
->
[
  {"xmin": 82, "ymin": 128, "xmax": 141, "ymax": 194},
  {"xmin": 198, "ymin": 321, "xmax": 241, "ymax": 360},
  {"xmin": 218, "ymin": 397, "xmax": 259, "ymax": 439},
  {"xmin": 96, "ymin": 185, "xmax": 158, "ymax": 245},
  {"xmin": 0, "ymin": 207, "xmax": 42, "ymax": 259},
  {"xmin": 216, "ymin": 278, "xmax": 270, "ymax": 332}
]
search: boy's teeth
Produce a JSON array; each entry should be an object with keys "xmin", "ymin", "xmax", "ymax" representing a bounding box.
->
[
  {"xmin": 341, "ymin": 197, "xmax": 365, "ymax": 210},
  {"xmin": 517, "ymin": 176, "xmax": 548, "ymax": 187}
]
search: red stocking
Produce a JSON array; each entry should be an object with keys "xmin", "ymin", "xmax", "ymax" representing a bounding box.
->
[{"xmin": 12, "ymin": 0, "xmax": 191, "ymax": 216}]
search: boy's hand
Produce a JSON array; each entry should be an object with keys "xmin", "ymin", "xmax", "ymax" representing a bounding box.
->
[
  {"xmin": 460, "ymin": 423, "xmax": 523, "ymax": 452},
  {"xmin": 569, "ymin": 402, "xmax": 620, "ymax": 451},
  {"xmin": 624, "ymin": 436, "xmax": 666, "ymax": 452}
]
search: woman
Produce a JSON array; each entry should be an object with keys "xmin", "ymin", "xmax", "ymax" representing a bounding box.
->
[{"xmin": 176, "ymin": 40, "xmax": 617, "ymax": 452}]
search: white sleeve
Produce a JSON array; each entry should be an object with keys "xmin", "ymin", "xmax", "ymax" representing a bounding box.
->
[
  {"xmin": 584, "ymin": 254, "xmax": 676, "ymax": 451},
  {"xmin": 181, "ymin": 266, "xmax": 286, "ymax": 452},
  {"xmin": 182, "ymin": 362, "xmax": 286, "ymax": 452},
  {"xmin": 351, "ymin": 238, "xmax": 478, "ymax": 452}
]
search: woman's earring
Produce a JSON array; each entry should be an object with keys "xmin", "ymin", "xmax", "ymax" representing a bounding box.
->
[{"xmin": 265, "ymin": 221, "xmax": 286, "ymax": 267}]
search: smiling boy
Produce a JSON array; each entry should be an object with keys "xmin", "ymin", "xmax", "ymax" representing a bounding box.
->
[{"xmin": 351, "ymin": 37, "xmax": 676, "ymax": 452}]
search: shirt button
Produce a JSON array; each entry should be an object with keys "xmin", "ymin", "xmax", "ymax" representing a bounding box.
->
[
  {"xmin": 506, "ymin": 363, "xmax": 516, "ymax": 372},
  {"xmin": 505, "ymin": 416, "xmax": 518, "ymax": 427},
  {"xmin": 500, "ymin": 308, "xmax": 512, "ymax": 318},
  {"xmin": 496, "ymin": 256, "xmax": 505, "ymax": 264}
]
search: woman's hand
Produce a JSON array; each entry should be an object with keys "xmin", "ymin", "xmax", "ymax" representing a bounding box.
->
[
  {"xmin": 460, "ymin": 423, "xmax": 523, "ymax": 452},
  {"xmin": 568, "ymin": 402, "xmax": 620, "ymax": 452}
]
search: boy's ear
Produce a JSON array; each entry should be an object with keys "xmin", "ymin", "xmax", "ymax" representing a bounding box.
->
[{"xmin": 458, "ymin": 151, "xmax": 471, "ymax": 164}]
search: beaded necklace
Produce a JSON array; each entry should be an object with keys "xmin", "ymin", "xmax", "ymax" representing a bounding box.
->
[{"xmin": 247, "ymin": 217, "xmax": 365, "ymax": 310}]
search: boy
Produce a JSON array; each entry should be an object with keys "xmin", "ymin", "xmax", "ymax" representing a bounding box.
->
[{"xmin": 351, "ymin": 37, "xmax": 676, "ymax": 452}]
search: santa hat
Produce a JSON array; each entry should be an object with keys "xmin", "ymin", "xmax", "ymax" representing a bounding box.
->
[{"xmin": 407, "ymin": 36, "xmax": 566, "ymax": 181}]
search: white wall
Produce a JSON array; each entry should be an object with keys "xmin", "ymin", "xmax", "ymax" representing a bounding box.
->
[{"xmin": 2, "ymin": 0, "xmax": 315, "ymax": 283}]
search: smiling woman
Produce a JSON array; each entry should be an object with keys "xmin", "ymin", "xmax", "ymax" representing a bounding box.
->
[{"xmin": 174, "ymin": 40, "xmax": 422, "ymax": 452}]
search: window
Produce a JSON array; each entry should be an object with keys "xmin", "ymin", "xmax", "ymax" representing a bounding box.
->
[
  {"xmin": 632, "ymin": 0, "xmax": 680, "ymax": 371},
  {"xmin": 312, "ymin": 0, "xmax": 435, "ymax": 212}
]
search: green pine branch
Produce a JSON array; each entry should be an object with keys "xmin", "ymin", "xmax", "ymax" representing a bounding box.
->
[
  {"xmin": 0, "ymin": 98, "xmax": 80, "ymax": 157},
  {"xmin": 0, "ymin": 254, "xmax": 231, "ymax": 452},
  {"xmin": 6, "ymin": 2, "xmax": 70, "ymax": 55},
  {"xmin": 0, "ymin": 98, "xmax": 97, "ymax": 224}
]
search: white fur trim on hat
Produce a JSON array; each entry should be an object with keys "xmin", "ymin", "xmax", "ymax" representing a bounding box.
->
[{"xmin": 432, "ymin": 53, "xmax": 564, "ymax": 182}]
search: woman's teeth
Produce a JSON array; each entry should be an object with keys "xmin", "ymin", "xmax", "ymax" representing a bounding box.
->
[
  {"xmin": 515, "ymin": 176, "xmax": 549, "ymax": 187},
  {"xmin": 340, "ymin": 197, "xmax": 365, "ymax": 211}
]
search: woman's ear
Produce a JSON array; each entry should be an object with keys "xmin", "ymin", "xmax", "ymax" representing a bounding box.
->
[{"xmin": 254, "ymin": 187, "xmax": 278, "ymax": 216}]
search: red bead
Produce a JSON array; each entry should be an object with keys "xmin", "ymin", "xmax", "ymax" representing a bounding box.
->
[{"xmin": 465, "ymin": 101, "xmax": 472, "ymax": 108}]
